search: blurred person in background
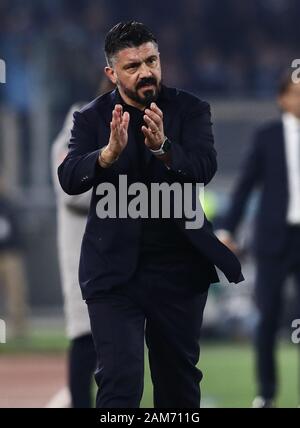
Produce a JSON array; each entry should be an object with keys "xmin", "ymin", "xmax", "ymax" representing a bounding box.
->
[
  {"xmin": 217, "ymin": 74, "xmax": 300, "ymax": 408},
  {"xmin": 52, "ymin": 104, "xmax": 95, "ymax": 408},
  {"xmin": 51, "ymin": 77, "xmax": 115, "ymax": 408},
  {"xmin": 58, "ymin": 21, "xmax": 243, "ymax": 408},
  {"xmin": 0, "ymin": 176, "xmax": 28, "ymax": 337}
]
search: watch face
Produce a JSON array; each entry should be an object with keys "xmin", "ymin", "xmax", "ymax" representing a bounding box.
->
[{"xmin": 162, "ymin": 138, "xmax": 171, "ymax": 153}]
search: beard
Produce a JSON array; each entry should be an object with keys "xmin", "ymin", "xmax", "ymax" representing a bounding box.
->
[{"xmin": 120, "ymin": 77, "xmax": 161, "ymax": 107}]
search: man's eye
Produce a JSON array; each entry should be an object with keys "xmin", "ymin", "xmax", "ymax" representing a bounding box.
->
[{"xmin": 147, "ymin": 58, "xmax": 157, "ymax": 66}]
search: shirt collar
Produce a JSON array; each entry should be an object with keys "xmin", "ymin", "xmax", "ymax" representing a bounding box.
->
[{"xmin": 282, "ymin": 112, "xmax": 300, "ymax": 130}]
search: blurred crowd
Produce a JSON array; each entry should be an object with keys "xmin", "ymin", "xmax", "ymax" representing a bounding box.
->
[{"xmin": 1, "ymin": 0, "xmax": 299, "ymax": 123}]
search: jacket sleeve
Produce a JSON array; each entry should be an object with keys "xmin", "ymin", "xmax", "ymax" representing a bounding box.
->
[
  {"xmin": 57, "ymin": 110, "xmax": 104, "ymax": 195},
  {"xmin": 220, "ymin": 131, "xmax": 264, "ymax": 235},
  {"xmin": 51, "ymin": 108, "xmax": 92, "ymax": 209},
  {"xmin": 167, "ymin": 101, "xmax": 217, "ymax": 185}
]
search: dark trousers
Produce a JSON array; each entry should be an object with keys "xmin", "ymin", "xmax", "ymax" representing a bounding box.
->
[
  {"xmin": 68, "ymin": 334, "xmax": 97, "ymax": 408},
  {"xmin": 254, "ymin": 226, "xmax": 300, "ymax": 399},
  {"xmin": 87, "ymin": 257, "xmax": 208, "ymax": 408}
]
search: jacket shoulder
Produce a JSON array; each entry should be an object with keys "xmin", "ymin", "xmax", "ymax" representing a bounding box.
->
[
  {"xmin": 165, "ymin": 87, "xmax": 210, "ymax": 117},
  {"xmin": 255, "ymin": 120, "xmax": 282, "ymax": 138},
  {"xmin": 77, "ymin": 90, "xmax": 114, "ymax": 117},
  {"xmin": 249, "ymin": 120, "xmax": 283, "ymax": 154},
  {"xmin": 175, "ymin": 88, "xmax": 210, "ymax": 110}
]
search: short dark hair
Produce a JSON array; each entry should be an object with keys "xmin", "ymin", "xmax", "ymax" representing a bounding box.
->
[{"xmin": 104, "ymin": 21, "xmax": 158, "ymax": 66}]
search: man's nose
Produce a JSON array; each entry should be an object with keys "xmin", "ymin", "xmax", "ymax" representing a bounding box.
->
[{"xmin": 139, "ymin": 62, "xmax": 152, "ymax": 77}]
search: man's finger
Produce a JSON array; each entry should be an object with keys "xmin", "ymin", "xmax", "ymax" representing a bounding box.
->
[
  {"xmin": 112, "ymin": 109, "xmax": 118, "ymax": 124},
  {"xmin": 113, "ymin": 108, "xmax": 121, "ymax": 121},
  {"xmin": 150, "ymin": 103, "xmax": 163, "ymax": 118},
  {"xmin": 121, "ymin": 111, "xmax": 130, "ymax": 132},
  {"xmin": 110, "ymin": 119, "xmax": 117, "ymax": 132},
  {"xmin": 144, "ymin": 109, "xmax": 162, "ymax": 126},
  {"xmin": 110, "ymin": 121, "xmax": 118, "ymax": 141},
  {"xmin": 113, "ymin": 105, "xmax": 122, "ymax": 129},
  {"xmin": 141, "ymin": 125, "xmax": 154, "ymax": 143},
  {"xmin": 113, "ymin": 109, "xmax": 121, "ymax": 133},
  {"xmin": 115, "ymin": 104, "xmax": 123, "ymax": 116},
  {"xmin": 141, "ymin": 125, "xmax": 151, "ymax": 136},
  {"xmin": 143, "ymin": 115, "xmax": 159, "ymax": 133}
]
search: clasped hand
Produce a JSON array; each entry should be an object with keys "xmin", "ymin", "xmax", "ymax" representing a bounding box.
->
[{"xmin": 99, "ymin": 102, "xmax": 165, "ymax": 166}]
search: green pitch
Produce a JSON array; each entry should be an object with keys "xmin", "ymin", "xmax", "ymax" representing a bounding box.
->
[{"xmin": 141, "ymin": 342, "xmax": 299, "ymax": 408}]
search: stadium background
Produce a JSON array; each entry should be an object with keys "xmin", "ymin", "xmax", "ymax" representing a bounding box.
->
[{"xmin": 0, "ymin": 0, "xmax": 299, "ymax": 407}]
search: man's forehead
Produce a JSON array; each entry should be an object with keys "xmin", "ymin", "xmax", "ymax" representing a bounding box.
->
[{"xmin": 116, "ymin": 42, "xmax": 159, "ymax": 63}]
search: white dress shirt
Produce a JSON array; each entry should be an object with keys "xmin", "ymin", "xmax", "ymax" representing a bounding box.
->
[{"xmin": 282, "ymin": 112, "xmax": 300, "ymax": 225}]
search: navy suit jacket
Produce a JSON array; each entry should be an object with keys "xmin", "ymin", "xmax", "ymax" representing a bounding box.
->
[
  {"xmin": 58, "ymin": 86, "xmax": 244, "ymax": 299},
  {"xmin": 221, "ymin": 120, "xmax": 290, "ymax": 256}
]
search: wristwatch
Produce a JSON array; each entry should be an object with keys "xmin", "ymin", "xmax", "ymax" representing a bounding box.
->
[{"xmin": 149, "ymin": 137, "xmax": 171, "ymax": 156}]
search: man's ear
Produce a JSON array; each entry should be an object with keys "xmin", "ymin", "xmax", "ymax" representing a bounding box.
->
[{"xmin": 105, "ymin": 67, "xmax": 117, "ymax": 85}]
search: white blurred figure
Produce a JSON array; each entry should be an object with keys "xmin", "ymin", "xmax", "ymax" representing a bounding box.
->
[
  {"xmin": 51, "ymin": 103, "xmax": 96, "ymax": 408},
  {"xmin": 51, "ymin": 77, "xmax": 114, "ymax": 408}
]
